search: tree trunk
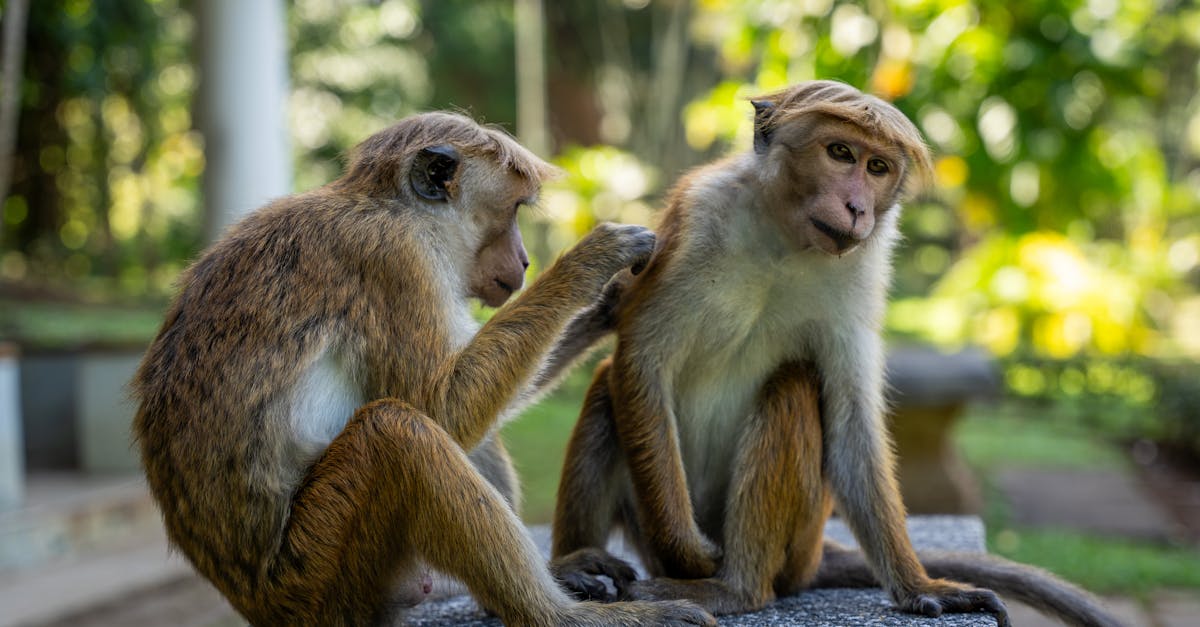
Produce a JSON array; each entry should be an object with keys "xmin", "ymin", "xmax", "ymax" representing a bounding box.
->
[{"xmin": 0, "ymin": 0, "xmax": 30, "ymax": 225}]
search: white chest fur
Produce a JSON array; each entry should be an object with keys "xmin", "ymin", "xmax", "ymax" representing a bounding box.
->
[
  {"xmin": 287, "ymin": 347, "xmax": 364, "ymax": 464},
  {"xmin": 670, "ymin": 253, "xmax": 832, "ymax": 499}
]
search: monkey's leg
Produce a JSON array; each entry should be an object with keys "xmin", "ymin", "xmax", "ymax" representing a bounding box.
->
[
  {"xmin": 468, "ymin": 433, "xmax": 520, "ymax": 511},
  {"xmin": 625, "ymin": 362, "xmax": 828, "ymax": 615},
  {"xmin": 550, "ymin": 359, "xmax": 644, "ymax": 601},
  {"xmin": 608, "ymin": 346, "xmax": 721, "ymax": 579},
  {"xmin": 264, "ymin": 399, "xmax": 713, "ymax": 627},
  {"xmin": 820, "ymin": 335, "xmax": 1010, "ymax": 626}
]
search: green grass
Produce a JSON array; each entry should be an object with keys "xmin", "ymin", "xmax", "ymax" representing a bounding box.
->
[
  {"xmin": 502, "ymin": 365, "xmax": 596, "ymax": 524},
  {"xmin": 987, "ymin": 527, "xmax": 1200, "ymax": 596},
  {"xmin": 956, "ymin": 404, "xmax": 1200, "ymax": 595},
  {"xmin": 0, "ymin": 298, "xmax": 164, "ymax": 349},
  {"xmin": 954, "ymin": 405, "xmax": 1128, "ymax": 472}
]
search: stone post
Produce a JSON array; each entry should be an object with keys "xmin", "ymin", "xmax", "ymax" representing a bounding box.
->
[{"xmin": 0, "ymin": 342, "xmax": 23, "ymax": 509}]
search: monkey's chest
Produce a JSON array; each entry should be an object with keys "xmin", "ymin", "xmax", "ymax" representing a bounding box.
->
[
  {"xmin": 669, "ymin": 303, "xmax": 810, "ymax": 517},
  {"xmin": 656, "ymin": 249, "xmax": 859, "ymax": 521}
]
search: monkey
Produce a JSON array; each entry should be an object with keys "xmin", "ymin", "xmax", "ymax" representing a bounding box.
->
[
  {"xmin": 131, "ymin": 112, "xmax": 716, "ymax": 627},
  {"xmin": 549, "ymin": 81, "xmax": 1124, "ymax": 627}
]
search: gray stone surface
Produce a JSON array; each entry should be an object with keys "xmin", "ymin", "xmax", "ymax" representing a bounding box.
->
[
  {"xmin": 885, "ymin": 347, "xmax": 1000, "ymax": 407},
  {"xmin": 406, "ymin": 517, "xmax": 996, "ymax": 626},
  {"xmin": 1153, "ymin": 590, "xmax": 1200, "ymax": 627}
]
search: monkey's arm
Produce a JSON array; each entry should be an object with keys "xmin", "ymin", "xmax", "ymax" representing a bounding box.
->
[
  {"xmin": 518, "ymin": 270, "xmax": 631, "ymax": 405},
  {"xmin": 425, "ymin": 224, "xmax": 653, "ymax": 450},
  {"xmin": 821, "ymin": 331, "xmax": 1009, "ymax": 624}
]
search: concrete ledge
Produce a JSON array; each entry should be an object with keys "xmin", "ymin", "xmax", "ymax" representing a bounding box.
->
[
  {"xmin": 0, "ymin": 513, "xmax": 995, "ymax": 626},
  {"xmin": 408, "ymin": 516, "xmax": 995, "ymax": 626}
]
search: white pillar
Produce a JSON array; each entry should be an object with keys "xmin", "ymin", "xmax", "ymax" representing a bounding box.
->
[
  {"xmin": 0, "ymin": 343, "xmax": 22, "ymax": 509},
  {"xmin": 196, "ymin": 0, "xmax": 292, "ymax": 242},
  {"xmin": 514, "ymin": 0, "xmax": 549, "ymax": 157}
]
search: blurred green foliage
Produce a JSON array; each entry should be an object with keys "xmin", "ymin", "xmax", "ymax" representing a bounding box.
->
[
  {"xmin": 2, "ymin": 0, "xmax": 201, "ymax": 298},
  {"xmin": 2, "ymin": 1, "xmax": 1199, "ymax": 441},
  {"xmin": 675, "ymin": 0, "xmax": 1200, "ymax": 365}
]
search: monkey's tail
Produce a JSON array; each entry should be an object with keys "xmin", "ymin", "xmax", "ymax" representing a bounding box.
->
[{"xmin": 811, "ymin": 542, "xmax": 1126, "ymax": 627}]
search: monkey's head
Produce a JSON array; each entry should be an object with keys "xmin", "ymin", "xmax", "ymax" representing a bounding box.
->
[
  {"xmin": 338, "ymin": 112, "xmax": 559, "ymax": 307},
  {"xmin": 750, "ymin": 81, "xmax": 933, "ymax": 256}
]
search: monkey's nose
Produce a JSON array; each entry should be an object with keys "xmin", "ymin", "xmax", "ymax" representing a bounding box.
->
[{"xmin": 846, "ymin": 201, "xmax": 865, "ymax": 216}]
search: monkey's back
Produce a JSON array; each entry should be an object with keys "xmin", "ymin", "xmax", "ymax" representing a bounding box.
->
[{"xmin": 130, "ymin": 193, "xmax": 433, "ymax": 599}]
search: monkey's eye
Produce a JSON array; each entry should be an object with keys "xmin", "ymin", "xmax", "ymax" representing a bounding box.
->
[
  {"xmin": 867, "ymin": 158, "xmax": 890, "ymax": 176},
  {"xmin": 826, "ymin": 143, "xmax": 854, "ymax": 163}
]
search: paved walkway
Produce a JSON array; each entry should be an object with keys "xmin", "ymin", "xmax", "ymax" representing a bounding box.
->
[
  {"xmin": 992, "ymin": 462, "xmax": 1200, "ymax": 627},
  {"xmin": 996, "ymin": 467, "xmax": 1184, "ymax": 542}
]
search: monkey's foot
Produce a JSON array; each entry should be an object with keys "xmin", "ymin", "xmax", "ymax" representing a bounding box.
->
[
  {"xmin": 550, "ymin": 548, "xmax": 639, "ymax": 602},
  {"xmin": 658, "ymin": 532, "xmax": 723, "ymax": 580},
  {"xmin": 624, "ymin": 575, "xmax": 784, "ymax": 617},
  {"xmin": 560, "ymin": 600, "xmax": 716, "ymax": 627},
  {"xmin": 898, "ymin": 580, "xmax": 1011, "ymax": 627}
]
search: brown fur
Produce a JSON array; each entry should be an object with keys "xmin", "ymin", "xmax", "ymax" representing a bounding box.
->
[
  {"xmin": 551, "ymin": 82, "xmax": 1122, "ymax": 627},
  {"xmin": 133, "ymin": 112, "xmax": 714, "ymax": 626}
]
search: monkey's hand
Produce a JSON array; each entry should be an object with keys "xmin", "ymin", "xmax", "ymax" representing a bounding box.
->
[
  {"xmin": 560, "ymin": 223, "xmax": 656, "ymax": 295},
  {"xmin": 897, "ymin": 578, "xmax": 1011, "ymax": 627},
  {"xmin": 587, "ymin": 268, "xmax": 635, "ymax": 331},
  {"xmin": 550, "ymin": 547, "xmax": 639, "ymax": 602}
]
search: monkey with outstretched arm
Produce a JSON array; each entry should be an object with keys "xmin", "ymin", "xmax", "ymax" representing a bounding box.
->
[
  {"xmin": 132, "ymin": 112, "xmax": 715, "ymax": 626},
  {"xmin": 550, "ymin": 81, "xmax": 1124, "ymax": 627}
]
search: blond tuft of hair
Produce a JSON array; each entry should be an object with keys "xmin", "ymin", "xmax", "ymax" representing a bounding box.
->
[{"xmin": 752, "ymin": 80, "xmax": 934, "ymax": 196}]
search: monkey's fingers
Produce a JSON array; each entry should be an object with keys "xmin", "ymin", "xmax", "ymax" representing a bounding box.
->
[
  {"xmin": 585, "ymin": 553, "xmax": 640, "ymax": 597},
  {"xmin": 558, "ymin": 569, "xmax": 614, "ymax": 602},
  {"xmin": 550, "ymin": 548, "xmax": 640, "ymax": 602},
  {"xmin": 593, "ymin": 269, "xmax": 635, "ymax": 328},
  {"xmin": 647, "ymin": 600, "xmax": 718, "ymax": 626},
  {"xmin": 607, "ymin": 223, "xmax": 656, "ymax": 275},
  {"xmin": 905, "ymin": 586, "xmax": 1010, "ymax": 627}
]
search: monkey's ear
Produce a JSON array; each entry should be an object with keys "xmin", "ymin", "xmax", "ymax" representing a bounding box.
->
[
  {"xmin": 751, "ymin": 100, "xmax": 775, "ymax": 154},
  {"xmin": 410, "ymin": 145, "xmax": 460, "ymax": 201}
]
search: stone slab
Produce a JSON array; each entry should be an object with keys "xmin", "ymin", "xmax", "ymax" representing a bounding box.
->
[
  {"xmin": 407, "ymin": 517, "xmax": 995, "ymax": 626},
  {"xmin": 0, "ymin": 515, "xmax": 997, "ymax": 626}
]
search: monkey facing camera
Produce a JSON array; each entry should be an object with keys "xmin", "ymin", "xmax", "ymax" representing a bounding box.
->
[
  {"xmin": 550, "ymin": 81, "xmax": 1124, "ymax": 627},
  {"xmin": 132, "ymin": 112, "xmax": 715, "ymax": 626}
]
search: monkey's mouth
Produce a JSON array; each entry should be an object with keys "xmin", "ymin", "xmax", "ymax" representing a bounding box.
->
[
  {"xmin": 494, "ymin": 278, "xmax": 516, "ymax": 296},
  {"xmin": 480, "ymin": 278, "xmax": 515, "ymax": 307},
  {"xmin": 810, "ymin": 218, "xmax": 859, "ymax": 254}
]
